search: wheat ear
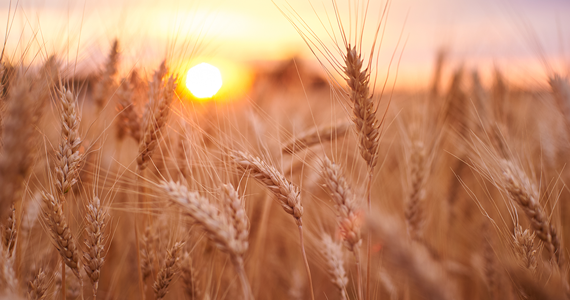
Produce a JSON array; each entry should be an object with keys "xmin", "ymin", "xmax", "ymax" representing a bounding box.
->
[
  {"xmin": 83, "ymin": 195, "xmax": 107, "ymax": 298},
  {"xmin": 94, "ymin": 39, "xmax": 119, "ymax": 110},
  {"xmin": 140, "ymin": 224, "xmax": 156, "ymax": 284},
  {"xmin": 229, "ymin": 150, "xmax": 303, "ymax": 224},
  {"xmin": 230, "ymin": 150, "xmax": 313, "ymax": 300},
  {"xmin": 180, "ymin": 251, "xmax": 201, "ymax": 300},
  {"xmin": 321, "ymin": 157, "xmax": 362, "ymax": 299},
  {"xmin": 2, "ymin": 205, "xmax": 16, "ymax": 258},
  {"xmin": 116, "ymin": 78, "xmax": 141, "ymax": 142},
  {"xmin": 55, "ymin": 88, "xmax": 83, "ymax": 195},
  {"xmin": 160, "ymin": 181, "xmax": 252, "ymax": 299},
  {"xmin": 0, "ymin": 74, "xmax": 41, "ymax": 220},
  {"xmin": 513, "ymin": 225, "xmax": 537, "ymax": 271},
  {"xmin": 28, "ymin": 268, "xmax": 48, "ymax": 300},
  {"xmin": 343, "ymin": 46, "xmax": 380, "ymax": 169},
  {"xmin": 321, "ymin": 234, "xmax": 348, "ymax": 300},
  {"xmin": 344, "ymin": 44, "xmax": 384, "ymax": 300},
  {"xmin": 153, "ymin": 242, "xmax": 183, "ymax": 300},
  {"xmin": 501, "ymin": 160, "xmax": 563, "ymax": 267},
  {"xmin": 42, "ymin": 192, "xmax": 81, "ymax": 279},
  {"xmin": 405, "ymin": 141, "xmax": 426, "ymax": 240},
  {"xmin": 321, "ymin": 157, "xmax": 362, "ymax": 251},
  {"xmin": 137, "ymin": 62, "xmax": 177, "ymax": 171},
  {"xmin": 282, "ymin": 121, "xmax": 351, "ymax": 154}
]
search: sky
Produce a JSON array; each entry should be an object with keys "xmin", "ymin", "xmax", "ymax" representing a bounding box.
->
[{"xmin": 1, "ymin": 0, "xmax": 569, "ymax": 89}]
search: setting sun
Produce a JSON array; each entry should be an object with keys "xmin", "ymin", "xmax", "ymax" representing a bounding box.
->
[{"xmin": 186, "ymin": 63, "xmax": 223, "ymax": 99}]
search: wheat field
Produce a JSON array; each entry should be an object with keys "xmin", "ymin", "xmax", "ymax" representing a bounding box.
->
[{"xmin": 0, "ymin": 0, "xmax": 569, "ymax": 299}]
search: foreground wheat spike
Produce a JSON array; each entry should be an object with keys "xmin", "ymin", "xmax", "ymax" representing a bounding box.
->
[
  {"xmin": 153, "ymin": 242, "xmax": 183, "ymax": 300},
  {"xmin": 180, "ymin": 251, "xmax": 201, "ymax": 300},
  {"xmin": 221, "ymin": 183, "xmax": 250, "ymax": 259},
  {"xmin": 321, "ymin": 234, "xmax": 348, "ymax": 300},
  {"xmin": 55, "ymin": 88, "xmax": 83, "ymax": 194},
  {"xmin": 83, "ymin": 195, "xmax": 108, "ymax": 298},
  {"xmin": 282, "ymin": 121, "xmax": 351, "ymax": 154},
  {"xmin": 343, "ymin": 45, "xmax": 380, "ymax": 169},
  {"xmin": 2, "ymin": 205, "xmax": 16, "ymax": 258},
  {"xmin": 229, "ymin": 150, "xmax": 314, "ymax": 300},
  {"xmin": 501, "ymin": 160, "xmax": 563, "ymax": 267},
  {"xmin": 230, "ymin": 150, "xmax": 303, "ymax": 225},
  {"xmin": 160, "ymin": 181, "xmax": 252, "ymax": 299},
  {"xmin": 94, "ymin": 39, "xmax": 120, "ymax": 110},
  {"xmin": 405, "ymin": 141, "xmax": 426, "ymax": 240},
  {"xmin": 42, "ymin": 192, "xmax": 81, "ymax": 279},
  {"xmin": 321, "ymin": 157, "xmax": 362, "ymax": 300},
  {"xmin": 137, "ymin": 62, "xmax": 177, "ymax": 171},
  {"xmin": 0, "ymin": 74, "xmax": 40, "ymax": 220},
  {"xmin": 28, "ymin": 268, "xmax": 48, "ymax": 300}
]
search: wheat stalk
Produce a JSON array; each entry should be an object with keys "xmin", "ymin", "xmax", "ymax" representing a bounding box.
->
[
  {"xmin": 153, "ymin": 242, "xmax": 183, "ymax": 300},
  {"xmin": 282, "ymin": 121, "xmax": 351, "ymax": 154},
  {"xmin": 55, "ymin": 87, "xmax": 83, "ymax": 195},
  {"xmin": 321, "ymin": 234, "xmax": 348, "ymax": 300},
  {"xmin": 42, "ymin": 192, "xmax": 81, "ymax": 279},
  {"xmin": 83, "ymin": 195, "xmax": 107, "ymax": 298}
]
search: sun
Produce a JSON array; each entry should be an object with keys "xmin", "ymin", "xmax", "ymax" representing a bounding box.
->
[{"xmin": 186, "ymin": 63, "xmax": 223, "ymax": 99}]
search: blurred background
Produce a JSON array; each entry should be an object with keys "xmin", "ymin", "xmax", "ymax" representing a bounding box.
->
[{"xmin": 1, "ymin": 0, "xmax": 569, "ymax": 96}]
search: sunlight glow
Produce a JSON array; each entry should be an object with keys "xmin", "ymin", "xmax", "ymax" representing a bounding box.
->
[{"xmin": 186, "ymin": 63, "xmax": 223, "ymax": 98}]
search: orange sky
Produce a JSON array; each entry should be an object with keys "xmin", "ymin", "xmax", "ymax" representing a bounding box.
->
[{"xmin": 1, "ymin": 0, "xmax": 569, "ymax": 90}]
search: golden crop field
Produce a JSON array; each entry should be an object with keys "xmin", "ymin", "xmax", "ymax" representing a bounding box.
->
[{"xmin": 0, "ymin": 0, "xmax": 569, "ymax": 299}]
